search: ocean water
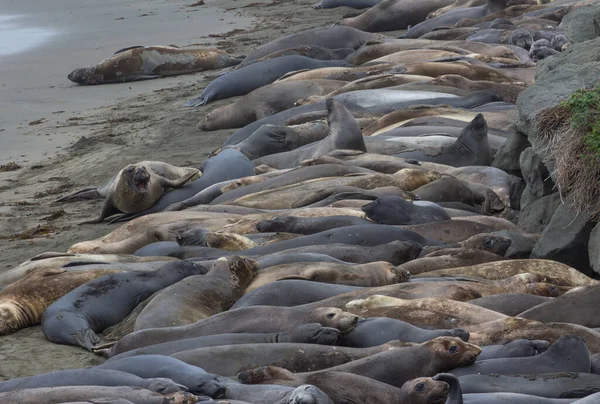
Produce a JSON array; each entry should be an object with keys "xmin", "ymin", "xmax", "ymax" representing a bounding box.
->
[{"xmin": 0, "ymin": 15, "xmax": 56, "ymax": 57}]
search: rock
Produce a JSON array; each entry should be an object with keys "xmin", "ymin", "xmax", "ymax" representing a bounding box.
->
[
  {"xmin": 492, "ymin": 130, "xmax": 531, "ymax": 177},
  {"xmin": 518, "ymin": 192, "xmax": 561, "ymax": 234},
  {"xmin": 588, "ymin": 222, "xmax": 600, "ymax": 275},
  {"xmin": 560, "ymin": 4, "xmax": 600, "ymax": 43},
  {"xmin": 509, "ymin": 178, "xmax": 526, "ymax": 210},
  {"xmin": 530, "ymin": 196, "xmax": 595, "ymax": 274},
  {"xmin": 515, "ymin": 37, "xmax": 600, "ymax": 161},
  {"xmin": 519, "ymin": 147, "xmax": 555, "ymax": 210}
]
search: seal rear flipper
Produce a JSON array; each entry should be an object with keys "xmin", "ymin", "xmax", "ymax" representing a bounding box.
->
[
  {"xmin": 54, "ymin": 187, "xmax": 101, "ymax": 203},
  {"xmin": 560, "ymin": 388, "xmax": 600, "ymax": 399},
  {"xmin": 183, "ymin": 94, "xmax": 209, "ymax": 107},
  {"xmin": 237, "ymin": 366, "xmax": 295, "ymax": 384}
]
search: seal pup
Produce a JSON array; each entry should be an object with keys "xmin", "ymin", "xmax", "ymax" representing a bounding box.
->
[
  {"xmin": 0, "ymin": 267, "xmax": 122, "ymax": 335},
  {"xmin": 68, "ymin": 45, "xmax": 243, "ymax": 84},
  {"xmin": 133, "ymin": 256, "xmax": 257, "ymax": 330},
  {"xmin": 362, "ymin": 196, "xmax": 451, "ymax": 225},
  {"xmin": 394, "ymin": 114, "xmax": 492, "ymax": 167},
  {"xmin": 253, "ymin": 98, "xmax": 367, "ymax": 169},
  {"xmin": 41, "ymin": 261, "xmax": 208, "ymax": 350},
  {"xmin": 240, "ymin": 336, "xmax": 481, "ymax": 389},
  {"xmin": 183, "ymin": 56, "xmax": 351, "ymax": 106}
]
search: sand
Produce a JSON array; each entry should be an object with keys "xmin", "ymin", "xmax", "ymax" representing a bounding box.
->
[{"xmin": 0, "ymin": 0, "xmax": 354, "ymax": 379}]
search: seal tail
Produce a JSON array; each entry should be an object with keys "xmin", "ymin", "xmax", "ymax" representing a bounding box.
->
[
  {"xmin": 237, "ymin": 366, "xmax": 294, "ymax": 385},
  {"xmin": 54, "ymin": 187, "xmax": 101, "ymax": 203}
]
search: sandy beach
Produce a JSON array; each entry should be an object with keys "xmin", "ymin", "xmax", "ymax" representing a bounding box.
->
[{"xmin": 0, "ymin": 0, "xmax": 356, "ymax": 378}]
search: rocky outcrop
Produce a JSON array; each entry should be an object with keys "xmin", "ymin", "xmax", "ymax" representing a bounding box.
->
[{"xmin": 560, "ymin": 3, "xmax": 600, "ymax": 43}]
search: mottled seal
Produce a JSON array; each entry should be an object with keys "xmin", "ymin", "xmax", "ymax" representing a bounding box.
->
[
  {"xmin": 98, "ymin": 355, "xmax": 226, "ymax": 397},
  {"xmin": 0, "ymin": 368, "xmax": 186, "ymax": 393},
  {"xmin": 184, "ymin": 56, "xmax": 351, "ymax": 106},
  {"xmin": 68, "ymin": 45, "xmax": 242, "ymax": 84},
  {"xmin": 0, "ymin": 267, "xmax": 122, "ymax": 335},
  {"xmin": 362, "ymin": 196, "xmax": 451, "ymax": 225},
  {"xmin": 450, "ymin": 335, "xmax": 591, "ymax": 376},
  {"xmin": 108, "ymin": 324, "xmax": 340, "ymax": 359},
  {"xmin": 41, "ymin": 261, "xmax": 207, "ymax": 350},
  {"xmin": 400, "ymin": 248, "xmax": 505, "ymax": 275},
  {"xmin": 222, "ymin": 382, "xmax": 334, "ymax": 404},
  {"xmin": 253, "ymin": 98, "xmax": 367, "ymax": 169},
  {"xmin": 110, "ymin": 306, "xmax": 360, "ymax": 355},
  {"xmin": 133, "ymin": 256, "xmax": 256, "ymax": 330},
  {"xmin": 477, "ymin": 339, "xmax": 550, "ymax": 360},
  {"xmin": 429, "ymin": 74, "xmax": 526, "ymax": 103},
  {"xmin": 338, "ymin": 317, "xmax": 470, "ymax": 347},
  {"xmin": 240, "ymin": 336, "xmax": 481, "ymax": 389},
  {"xmin": 197, "ymin": 80, "xmax": 346, "ymax": 131},
  {"xmin": 395, "ymin": 114, "xmax": 492, "ymax": 167}
]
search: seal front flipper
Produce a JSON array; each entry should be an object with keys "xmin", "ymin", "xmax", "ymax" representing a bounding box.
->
[
  {"xmin": 560, "ymin": 388, "xmax": 600, "ymax": 399},
  {"xmin": 157, "ymin": 170, "xmax": 199, "ymax": 190},
  {"xmin": 79, "ymin": 199, "xmax": 121, "ymax": 225},
  {"xmin": 238, "ymin": 366, "xmax": 295, "ymax": 384},
  {"xmin": 113, "ymin": 45, "xmax": 145, "ymax": 55},
  {"xmin": 74, "ymin": 328, "xmax": 102, "ymax": 351}
]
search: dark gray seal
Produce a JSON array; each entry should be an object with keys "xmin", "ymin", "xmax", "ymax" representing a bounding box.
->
[
  {"xmin": 114, "ymin": 148, "xmax": 255, "ymax": 222},
  {"xmin": 405, "ymin": 0, "xmax": 509, "ymax": 39},
  {"xmin": 108, "ymin": 323, "xmax": 340, "ymax": 359},
  {"xmin": 477, "ymin": 340, "xmax": 550, "ymax": 360},
  {"xmin": 413, "ymin": 175, "xmax": 475, "ymax": 206},
  {"xmin": 313, "ymin": 0, "xmax": 381, "ymax": 8},
  {"xmin": 450, "ymin": 335, "xmax": 592, "ymax": 376},
  {"xmin": 239, "ymin": 26, "xmax": 378, "ymax": 67},
  {"xmin": 338, "ymin": 317, "xmax": 469, "ymax": 347},
  {"xmin": 42, "ymin": 261, "xmax": 207, "ymax": 350},
  {"xmin": 469, "ymin": 293, "xmax": 553, "ymax": 316},
  {"xmin": 362, "ymin": 196, "xmax": 451, "ymax": 225},
  {"xmin": 98, "ymin": 355, "xmax": 226, "ymax": 397},
  {"xmin": 183, "ymin": 56, "xmax": 351, "ymax": 106},
  {"xmin": 0, "ymin": 368, "xmax": 186, "ymax": 394},
  {"xmin": 394, "ymin": 114, "xmax": 492, "ymax": 167},
  {"xmin": 232, "ymin": 280, "xmax": 365, "ymax": 309},
  {"xmin": 256, "ymin": 215, "xmax": 374, "ymax": 235},
  {"xmin": 253, "ymin": 98, "xmax": 367, "ymax": 169},
  {"xmin": 507, "ymin": 28, "xmax": 534, "ymax": 50}
]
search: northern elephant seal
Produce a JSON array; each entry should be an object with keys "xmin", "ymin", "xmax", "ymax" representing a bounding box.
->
[
  {"xmin": 68, "ymin": 45, "xmax": 242, "ymax": 84},
  {"xmin": 184, "ymin": 56, "xmax": 351, "ymax": 106},
  {"xmin": 429, "ymin": 74, "xmax": 526, "ymax": 103},
  {"xmin": 42, "ymin": 261, "xmax": 207, "ymax": 350},
  {"xmin": 362, "ymin": 196, "xmax": 451, "ymax": 225},
  {"xmin": 469, "ymin": 293, "xmax": 552, "ymax": 316},
  {"xmin": 313, "ymin": 0, "xmax": 382, "ymax": 9}
]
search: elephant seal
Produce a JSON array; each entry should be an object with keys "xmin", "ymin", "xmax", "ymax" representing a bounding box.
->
[
  {"xmin": 340, "ymin": 0, "xmax": 456, "ymax": 32},
  {"xmin": 133, "ymin": 256, "xmax": 257, "ymax": 330},
  {"xmin": 221, "ymin": 382, "xmax": 334, "ymax": 404},
  {"xmin": 256, "ymin": 215, "xmax": 374, "ymax": 235},
  {"xmin": 41, "ymin": 261, "xmax": 207, "ymax": 350},
  {"xmin": 519, "ymin": 285, "xmax": 600, "ymax": 328},
  {"xmin": 197, "ymin": 80, "xmax": 346, "ymax": 131},
  {"xmin": 68, "ymin": 45, "xmax": 242, "ymax": 84},
  {"xmin": 240, "ymin": 336, "xmax": 481, "ymax": 389},
  {"xmin": 313, "ymin": 0, "xmax": 382, "ymax": 9},
  {"xmin": 469, "ymin": 293, "xmax": 553, "ymax": 316},
  {"xmin": 59, "ymin": 162, "xmax": 199, "ymax": 224},
  {"xmin": 184, "ymin": 56, "xmax": 351, "ymax": 106},
  {"xmin": 253, "ymin": 98, "xmax": 366, "ymax": 169},
  {"xmin": 362, "ymin": 196, "xmax": 451, "ymax": 225},
  {"xmin": 244, "ymin": 45, "xmax": 355, "ymax": 67},
  {"xmin": 246, "ymin": 261, "xmax": 411, "ymax": 292},
  {"xmin": 345, "ymin": 296, "xmax": 506, "ymax": 329},
  {"xmin": 98, "ymin": 355, "xmax": 226, "ymax": 397},
  {"xmin": 0, "ymin": 368, "xmax": 186, "ymax": 393},
  {"xmin": 172, "ymin": 342, "xmax": 404, "ymax": 376},
  {"xmin": 477, "ymin": 339, "xmax": 550, "ymax": 360},
  {"xmin": 429, "ymin": 74, "xmax": 526, "ymax": 103},
  {"xmin": 0, "ymin": 387, "xmax": 196, "ymax": 404},
  {"xmin": 110, "ymin": 306, "xmax": 360, "ymax": 355},
  {"xmin": 395, "ymin": 114, "xmax": 492, "ymax": 167},
  {"xmin": 0, "ymin": 267, "xmax": 123, "ymax": 336},
  {"xmin": 400, "ymin": 249, "xmax": 505, "ymax": 275},
  {"xmin": 338, "ymin": 317, "xmax": 470, "ymax": 347},
  {"xmin": 450, "ymin": 335, "xmax": 592, "ymax": 376},
  {"xmin": 458, "ymin": 372, "xmax": 600, "ymax": 398},
  {"xmin": 108, "ymin": 324, "xmax": 340, "ymax": 359},
  {"xmin": 412, "ymin": 175, "xmax": 475, "ymax": 205},
  {"xmin": 405, "ymin": 0, "xmax": 510, "ymax": 38},
  {"xmin": 113, "ymin": 149, "xmax": 255, "ymax": 222},
  {"xmin": 240, "ymin": 26, "xmax": 379, "ymax": 67}
]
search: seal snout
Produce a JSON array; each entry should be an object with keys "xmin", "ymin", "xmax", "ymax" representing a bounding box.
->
[{"xmin": 133, "ymin": 167, "xmax": 151, "ymax": 192}]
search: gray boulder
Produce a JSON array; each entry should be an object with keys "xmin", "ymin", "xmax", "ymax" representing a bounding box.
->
[
  {"xmin": 560, "ymin": 4, "xmax": 600, "ymax": 44},
  {"xmin": 588, "ymin": 222, "xmax": 600, "ymax": 275},
  {"xmin": 492, "ymin": 130, "xmax": 531, "ymax": 177},
  {"xmin": 530, "ymin": 196, "xmax": 595, "ymax": 274},
  {"xmin": 518, "ymin": 192, "xmax": 561, "ymax": 234},
  {"xmin": 519, "ymin": 147, "xmax": 556, "ymax": 210}
]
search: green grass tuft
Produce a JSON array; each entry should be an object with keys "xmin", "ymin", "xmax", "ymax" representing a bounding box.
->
[{"xmin": 561, "ymin": 86, "xmax": 600, "ymax": 158}]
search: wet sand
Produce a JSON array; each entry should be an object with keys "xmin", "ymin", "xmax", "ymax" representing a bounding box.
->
[{"xmin": 0, "ymin": 0, "xmax": 354, "ymax": 378}]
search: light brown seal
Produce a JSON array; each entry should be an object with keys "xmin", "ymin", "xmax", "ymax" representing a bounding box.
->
[
  {"xmin": 345, "ymin": 295, "xmax": 507, "ymax": 328},
  {"xmin": 396, "ymin": 62, "xmax": 515, "ymax": 83},
  {"xmin": 399, "ymin": 248, "xmax": 505, "ymax": 275},
  {"xmin": 246, "ymin": 261, "xmax": 410, "ymax": 292},
  {"xmin": 133, "ymin": 256, "xmax": 257, "ymax": 330},
  {"xmin": 428, "ymin": 74, "xmax": 526, "ymax": 103},
  {"xmin": 0, "ymin": 268, "xmax": 123, "ymax": 335}
]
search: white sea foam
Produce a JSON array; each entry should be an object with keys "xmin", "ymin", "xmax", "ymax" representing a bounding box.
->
[{"xmin": 0, "ymin": 15, "xmax": 56, "ymax": 57}]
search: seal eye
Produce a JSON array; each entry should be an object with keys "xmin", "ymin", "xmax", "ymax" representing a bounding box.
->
[
  {"xmin": 415, "ymin": 382, "xmax": 425, "ymax": 392},
  {"xmin": 326, "ymin": 313, "xmax": 336, "ymax": 319},
  {"xmin": 484, "ymin": 239, "xmax": 493, "ymax": 247},
  {"xmin": 449, "ymin": 345, "xmax": 459, "ymax": 354}
]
